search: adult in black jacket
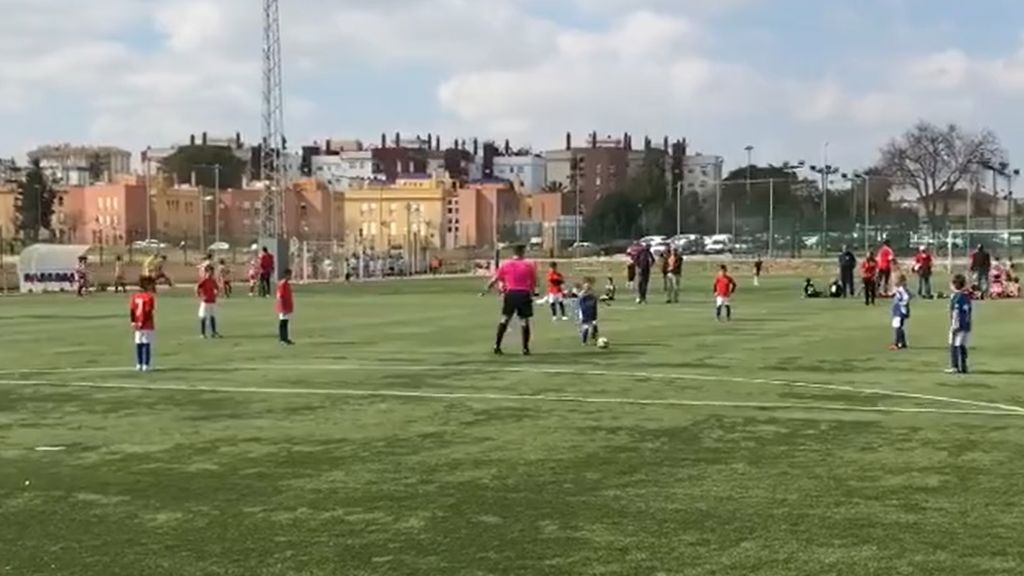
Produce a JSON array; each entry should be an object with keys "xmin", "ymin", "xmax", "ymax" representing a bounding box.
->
[
  {"xmin": 633, "ymin": 244, "xmax": 656, "ymax": 304},
  {"xmin": 838, "ymin": 246, "xmax": 857, "ymax": 297}
]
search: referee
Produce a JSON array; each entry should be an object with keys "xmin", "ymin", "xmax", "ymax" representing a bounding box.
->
[{"xmin": 484, "ymin": 244, "xmax": 538, "ymax": 355}]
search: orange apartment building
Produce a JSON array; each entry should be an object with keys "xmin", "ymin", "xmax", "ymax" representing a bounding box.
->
[{"xmin": 445, "ymin": 179, "xmax": 520, "ymax": 248}]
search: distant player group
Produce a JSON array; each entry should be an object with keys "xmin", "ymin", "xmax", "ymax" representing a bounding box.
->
[
  {"xmin": 482, "ymin": 243, "xmax": 739, "ymax": 356},
  {"xmin": 126, "ymin": 246, "xmax": 295, "ymax": 372},
  {"xmin": 486, "ymin": 239, "xmax": 976, "ymax": 375}
]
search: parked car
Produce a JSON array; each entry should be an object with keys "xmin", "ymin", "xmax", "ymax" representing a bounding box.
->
[
  {"xmin": 207, "ymin": 241, "xmax": 231, "ymax": 251},
  {"xmin": 704, "ymin": 234, "xmax": 735, "ymax": 255},
  {"xmin": 131, "ymin": 239, "xmax": 168, "ymax": 249}
]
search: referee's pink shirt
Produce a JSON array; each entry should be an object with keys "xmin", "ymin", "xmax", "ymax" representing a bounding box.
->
[{"xmin": 496, "ymin": 259, "xmax": 536, "ymax": 292}]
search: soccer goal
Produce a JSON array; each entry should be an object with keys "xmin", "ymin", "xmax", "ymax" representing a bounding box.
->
[{"xmin": 944, "ymin": 229, "xmax": 1024, "ymax": 272}]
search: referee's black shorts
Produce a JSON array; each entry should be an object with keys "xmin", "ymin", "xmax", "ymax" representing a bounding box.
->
[{"xmin": 501, "ymin": 290, "xmax": 534, "ymax": 319}]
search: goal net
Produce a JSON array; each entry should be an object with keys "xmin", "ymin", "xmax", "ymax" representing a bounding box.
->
[{"xmin": 945, "ymin": 229, "xmax": 1024, "ymax": 272}]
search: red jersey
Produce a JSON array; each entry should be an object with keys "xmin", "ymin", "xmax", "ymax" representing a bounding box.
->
[
  {"xmin": 276, "ymin": 279, "xmax": 294, "ymax": 314},
  {"xmin": 130, "ymin": 292, "xmax": 156, "ymax": 331},
  {"xmin": 878, "ymin": 245, "xmax": 895, "ymax": 270},
  {"xmin": 861, "ymin": 259, "xmax": 878, "ymax": 279},
  {"xmin": 546, "ymin": 270, "xmax": 565, "ymax": 295},
  {"xmin": 914, "ymin": 251, "xmax": 933, "ymax": 271},
  {"xmin": 259, "ymin": 252, "xmax": 275, "ymax": 273},
  {"xmin": 713, "ymin": 274, "xmax": 736, "ymax": 297},
  {"xmin": 197, "ymin": 277, "xmax": 218, "ymax": 303}
]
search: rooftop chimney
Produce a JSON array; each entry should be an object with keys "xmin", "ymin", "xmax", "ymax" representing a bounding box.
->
[
  {"xmin": 566, "ymin": 132, "xmax": 572, "ymax": 151},
  {"xmin": 426, "ymin": 133, "xmax": 433, "ymax": 151},
  {"xmin": 381, "ymin": 133, "xmax": 387, "ymax": 148}
]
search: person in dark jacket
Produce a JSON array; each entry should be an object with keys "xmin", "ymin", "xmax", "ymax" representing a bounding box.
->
[
  {"xmin": 838, "ymin": 245, "xmax": 857, "ymax": 298},
  {"xmin": 970, "ymin": 244, "xmax": 992, "ymax": 297},
  {"xmin": 633, "ymin": 243, "xmax": 656, "ymax": 304}
]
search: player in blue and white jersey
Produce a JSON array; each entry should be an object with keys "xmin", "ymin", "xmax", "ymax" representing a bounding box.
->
[
  {"xmin": 947, "ymin": 273, "xmax": 973, "ymax": 374},
  {"xmin": 890, "ymin": 274, "xmax": 912, "ymax": 350}
]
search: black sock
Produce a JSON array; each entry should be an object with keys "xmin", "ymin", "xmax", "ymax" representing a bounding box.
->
[
  {"xmin": 950, "ymin": 345, "xmax": 959, "ymax": 371},
  {"xmin": 958, "ymin": 346, "xmax": 968, "ymax": 373},
  {"xmin": 521, "ymin": 324, "xmax": 531, "ymax": 351},
  {"xmin": 726, "ymin": 305, "xmax": 732, "ymax": 320},
  {"xmin": 558, "ymin": 302, "xmax": 566, "ymax": 317},
  {"xmin": 200, "ymin": 318, "xmax": 207, "ymax": 336},
  {"xmin": 550, "ymin": 302, "xmax": 557, "ymax": 317},
  {"xmin": 210, "ymin": 317, "xmax": 218, "ymax": 335},
  {"xmin": 279, "ymin": 319, "xmax": 289, "ymax": 342},
  {"xmin": 495, "ymin": 321, "xmax": 509, "ymax": 349}
]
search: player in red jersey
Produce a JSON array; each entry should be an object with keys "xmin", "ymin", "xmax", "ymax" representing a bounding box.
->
[
  {"xmin": 861, "ymin": 251, "xmax": 879, "ymax": 306},
  {"xmin": 276, "ymin": 268, "xmax": 295, "ymax": 345},
  {"xmin": 130, "ymin": 276, "xmax": 157, "ymax": 372},
  {"xmin": 713, "ymin": 264, "xmax": 737, "ymax": 322},
  {"xmin": 877, "ymin": 239, "xmax": 896, "ymax": 296},
  {"xmin": 546, "ymin": 262, "xmax": 568, "ymax": 321},
  {"xmin": 196, "ymin": 265, "xmax": 222, "ymax": 339}
]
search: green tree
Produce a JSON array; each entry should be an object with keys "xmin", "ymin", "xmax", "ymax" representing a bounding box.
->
[
  {"xmin": 162, "ymin": 145, "xmax": 247, "ymax": 189},
  {"xmin": 15, "ymin": 158, "xmax": 57, "ymax": 242},
  {"xmin": 585, "ymin": 153, "xmax": 670, "ymax": 240}
]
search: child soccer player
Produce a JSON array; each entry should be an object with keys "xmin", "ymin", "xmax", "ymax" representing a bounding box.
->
[
  {"xmin": 547, "ymin": 262, "xmax": 567, "ymax": 320},
  {"xmin": 196, "ymin": 265, "xmax": 222, "ymax": 339},
  {"xmin": 890, "ymin": 274, "xmax": 912, "ymax": 350},
  {"xmin": 601, "ymin": 276, "xmax": 617, "ymax": 303},
  {"xmin": 113, "ymin": 255, "xmax": 127, "ymax": 293},
  {"xmin": 217, "ymin": 259, "xmax": 232, "ymax": 298},
  {"xmin": 248, "ymin": 257, "xmax": 259, "ymax": 297},
  {"xmin": 577, "ymin": 277, "xmax": 600, "ymax": 345},
  {"xmin": 75, "ymin": 256, "xmax": 89, "ymax": 297},
  {"xmin": 713, "ymin": 265, "xmax": 737, "ymax": 321},
  {"xmin": 276, "ymin": 268, "xmax": 295, "ymax": 345},
  {"xmin": 753, "ymin": 255, "xmax": 764, "ymax": 287},
  {"xmin": 130, "ymin": 276, "xmax": 157, "ymax": 372},
  {"xmin": 947, "ymin": 273, "xmax": 973, "ymax": 374}
]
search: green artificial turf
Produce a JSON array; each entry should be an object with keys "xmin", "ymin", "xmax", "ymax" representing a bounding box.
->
[{"xmin": 1, "ymin": 272, "xmax": 1023, "ymax": 575}]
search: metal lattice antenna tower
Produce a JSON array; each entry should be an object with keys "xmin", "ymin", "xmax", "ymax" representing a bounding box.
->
[{"xmin": 260, "ymin": 0, "xmax": 286, "ymax": 238}]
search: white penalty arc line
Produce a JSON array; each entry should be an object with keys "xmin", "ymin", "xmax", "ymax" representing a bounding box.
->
[
  {"xmin": 1, "ymin": 363, "xmax": 1023, "ymax": 416},
  {"xmin": 0, "ymin": 378, "xmax": 1020, "ymax": 418}
]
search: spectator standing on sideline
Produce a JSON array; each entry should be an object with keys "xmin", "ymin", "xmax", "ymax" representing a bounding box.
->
[
  {"xmin": 838, "ymin": 246, "xmax": 857, "ymax": 298},
  {"xmin": 877, "ymin": 239, "xmax": 896, "ymax": 296},
  {"xmin": 659, "ymin": 251, "xmax": 670, "ymax": 292},
  {"xmin": 258, "ymin": 246, "xmax": 275, "ymax": 298},
  {"xmin": 970, "ymin": 244, "xmax": 992, "ymax": 297},
  {"xmin": 633, "ymin": 243, "xmax": 656, "ymax": 304},
  {"xmin": 666, "ymin": 248, "xmax": 683, "ymax": 303},
  {"xmin": 913, "ymin": 246, "xmax": 934, "ymax": 298},
  {"xmin": 861, "ymin": 251, "xmax": 879, "ymax": 306}
]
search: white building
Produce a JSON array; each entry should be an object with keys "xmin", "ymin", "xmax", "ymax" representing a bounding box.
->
[
  {"xmin": 683, "ymin": 154, "xmax": 724, "ymax": 196},
  {"xmin": 494, "ymin": 156, "xmax": 547, "ymax": 193},
  {"xmin": 28, "ymin": 144, "xmax": 131, "ymax": 186},
  {"xmin": 311, "ymin": 150, "xmax": 374, "ymax": 191}
]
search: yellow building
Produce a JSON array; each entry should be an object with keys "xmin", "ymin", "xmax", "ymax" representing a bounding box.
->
[
  {"xmin": 341, "ymin": 174, "xmax": 450, "ymax": 250},
  {"xmin": 151, "ymin": 181, "xmax": 209, "ymax": 245},
  {"xmin": 0, "ymin": 185, "xmax": 16, "ymax": 242}
]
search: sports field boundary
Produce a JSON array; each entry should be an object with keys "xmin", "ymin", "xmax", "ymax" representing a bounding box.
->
[
  {"xmin": 0, "ymin": 377, "xmax": 1022, "ymax": 418},
  {"xmin": 1, "ymin": 362, "xmax": 1022, "ymax": 416}
]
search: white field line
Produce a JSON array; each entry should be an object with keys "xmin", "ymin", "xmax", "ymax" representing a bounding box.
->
[
  {"xmin": 0, "ymin": 378, "xmax": 1020, "ymax": 418},
  {"xmin": 0, "ymin": 362, "xmax": 1023, "ymax": 415}
]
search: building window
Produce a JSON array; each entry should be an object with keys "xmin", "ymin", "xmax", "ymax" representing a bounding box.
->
[
  {"xmin": 389, "ymin": 221, "xmax": 397, "ymax": 235},
  {"xmin": 113, "ymin": 197, "xmax": 119, "ymax": 211},
  {"xmin": 370, "ymin": 222, "xmax": 378, "ymax": 235}
]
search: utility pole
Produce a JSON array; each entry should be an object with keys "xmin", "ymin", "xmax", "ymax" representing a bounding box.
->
[{"xmin": 261, "ymin": 0, "xmax": 288, "ymax": 274}]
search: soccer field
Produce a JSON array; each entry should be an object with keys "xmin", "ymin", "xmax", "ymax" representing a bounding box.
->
[{"xmin": 2, "ymin": 273, "xmax": 1024, "ymax": 575}]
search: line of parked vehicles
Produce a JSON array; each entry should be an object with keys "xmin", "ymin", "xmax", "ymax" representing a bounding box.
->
[{"xmin": 628, "ymin": 234, "xmax": 747, "ymax": 257}]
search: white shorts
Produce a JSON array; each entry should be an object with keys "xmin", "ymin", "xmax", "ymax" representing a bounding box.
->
[
  {"xmin": 198, "ymin": 302, "xmax": 217, "ymax": 319},
  {"xmin": 548, "ymin": 293, "xmax": 564, "ymax": 304},
  {"xmin": 715, "ymin": 296, "xmax": 731, "ymax": 307},
  {"xmin": 891, "ymin": 316, "xmax": 905, "ymax": 329},
  {"xmin": 949, "ymin": 331, "xmax": 970, "ymax": 347},
  {"xmin": 278, "ymin": 313, "xmax": 291, "ymax": 320},
  {"xmin": 134, "ymin": 330, "xmax": 154, "ymax": 345}
]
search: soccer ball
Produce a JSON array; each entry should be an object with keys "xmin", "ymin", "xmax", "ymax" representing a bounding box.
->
[{"xmin": 596, "ymin": 337, "xmax": 609, "ymax": 349}]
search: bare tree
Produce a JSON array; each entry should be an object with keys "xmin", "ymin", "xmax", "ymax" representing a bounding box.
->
[{"xmin": 878, "ymin": 121, "xmax": 1005, "ymax": 223}]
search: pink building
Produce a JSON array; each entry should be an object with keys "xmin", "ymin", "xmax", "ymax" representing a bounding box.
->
[
  {"xmin": 446, "ymin": 179, "xmax": 519, "ymax": 248},
  {"xmin": 63, "ymin": 177, "xmax": 149, "ymax": 245}
]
